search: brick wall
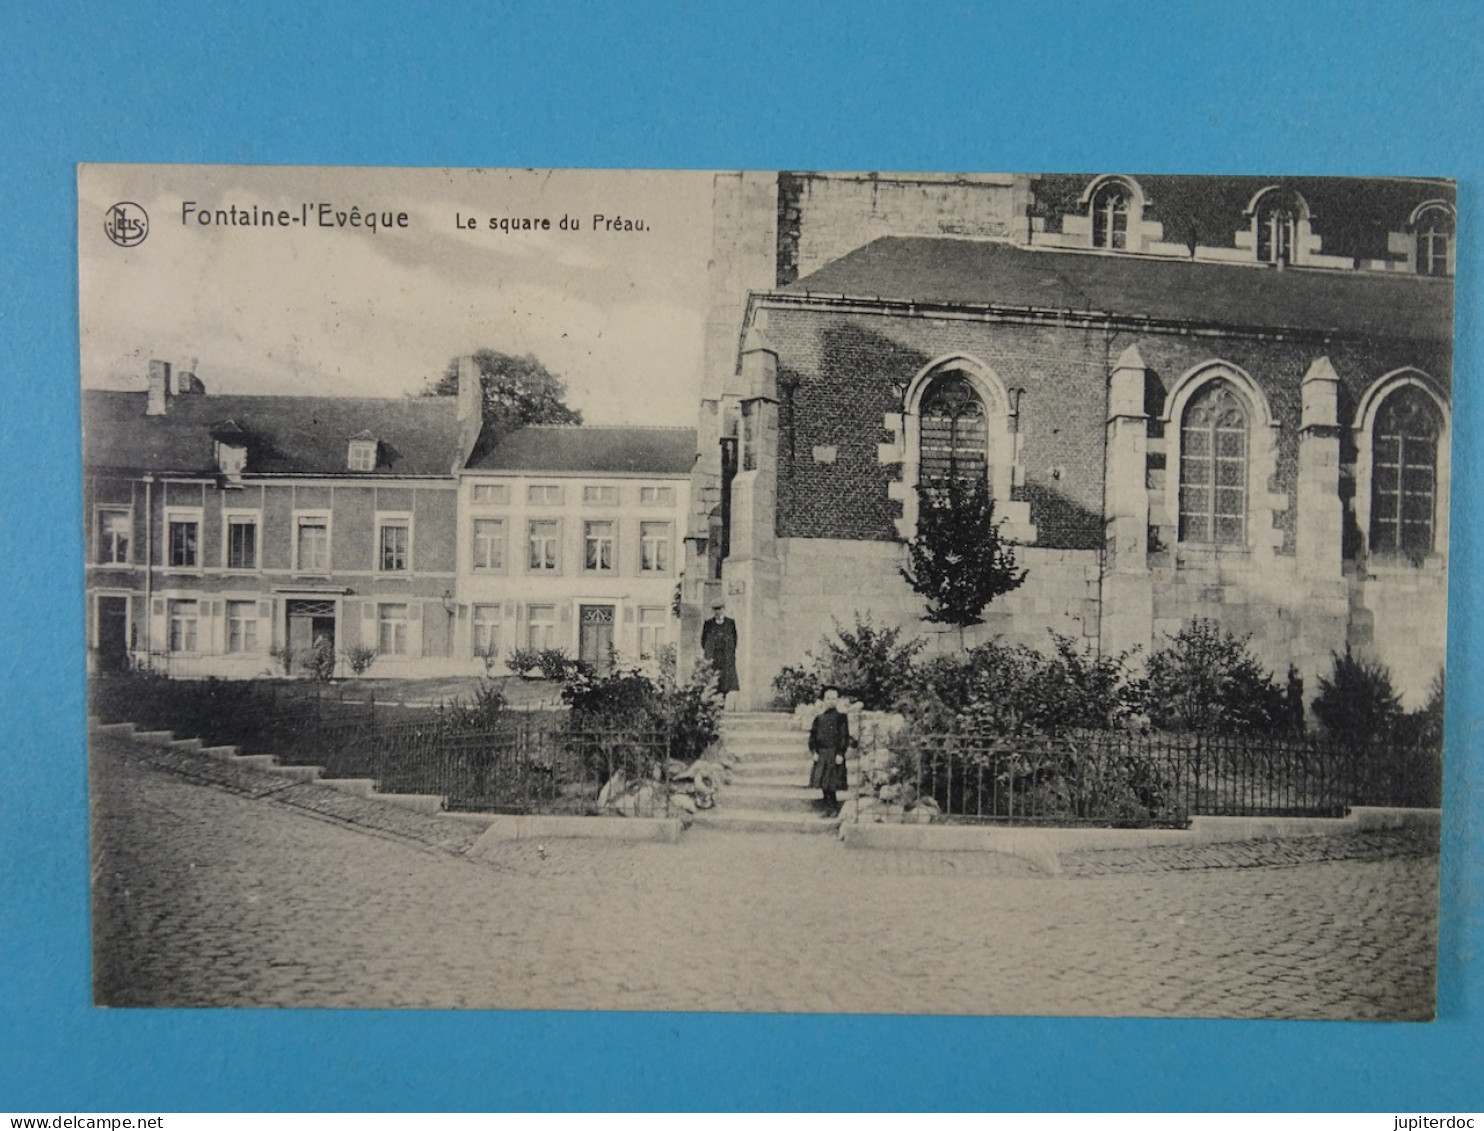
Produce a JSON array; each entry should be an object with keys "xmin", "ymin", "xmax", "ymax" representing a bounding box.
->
[{"xmin": 765, "ymin": 303, "xmax": 1450, "ymax": 560}]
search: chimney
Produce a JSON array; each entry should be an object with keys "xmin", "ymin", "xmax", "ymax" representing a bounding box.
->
[
  {"xmin": 146, "ymin": 359, "xmax": 172, "ymax": 416},
  {"xmin": 456, "ymin": 355, "xmax": 483, "ymax": 423},
  {"xmin": 452, "ymin": 354, "xmax": 485, "ymax": 473},
  {"xmin": 174, "ymin": 356, "xmax": 205, "ymax": 395}
]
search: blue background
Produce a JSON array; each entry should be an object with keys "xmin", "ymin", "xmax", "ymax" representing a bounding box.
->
[{"xmin": 2, "ymin": 0, "xmax": 1480, "ymax": 1112}]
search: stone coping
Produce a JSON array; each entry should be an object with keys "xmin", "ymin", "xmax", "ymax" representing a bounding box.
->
[{"xmin": 840, "ymin": 808, "xmax": 1441, "ymax": 873}]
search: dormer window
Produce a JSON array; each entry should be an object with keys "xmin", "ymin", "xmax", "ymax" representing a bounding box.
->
[
  {"xmin": 210, "ymin": 420, "xmax": 248, "ymax": 478},
  {"xmin": 347, "ymin": 435, "xmax": 378, "ymax": 471},
  {"xmin": 1248, "ymin": 187, "xmax": 1308, "ymax": 266},
  {"xmin": 1413, "ymin": 202, "xmax": 1455, "ymax": 277},
  {"xmin": 1090, "ymin": 181, "xmax": 1131, "ymax": 250}
]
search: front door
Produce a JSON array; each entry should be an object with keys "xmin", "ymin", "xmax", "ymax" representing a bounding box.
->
[
  {"xmin": 579, "ymin": 604, "xmax": 615, "ymax": 675},
  {"xmin": 96, "ymin": 596, "xmax": 129, "ymax": 672},
  {"xmin": 286, "ymin": 598, "xmax": 337, "ymax": 674}
]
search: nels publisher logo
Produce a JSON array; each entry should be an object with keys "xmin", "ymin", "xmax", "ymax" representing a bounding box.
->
[{"xmin": 104, "ymin": 201, "xmax": 148, "ymax": 247}]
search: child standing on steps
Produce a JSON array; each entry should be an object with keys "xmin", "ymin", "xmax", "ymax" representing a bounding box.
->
[{"xmin": 807, "ymin": 687, "xmax": 853, "ymax": 817}]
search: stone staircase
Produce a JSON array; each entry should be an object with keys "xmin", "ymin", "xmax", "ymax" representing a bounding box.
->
[{"xmin": 695, "ymin": 711, "xmax": 857, "ymax": 833}]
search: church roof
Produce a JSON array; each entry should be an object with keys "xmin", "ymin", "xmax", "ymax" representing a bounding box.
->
[{"xmin": 782, "ymin": 237, "xmax": 1453, "ymax": 342}]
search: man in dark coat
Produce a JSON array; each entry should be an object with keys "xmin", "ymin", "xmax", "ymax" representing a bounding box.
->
[
  {"xmin": 701, "ymin": 602, "xmax": 740, "ymax": 708},
  {"xmin": 808, "ymin": 687, "xmax": 852, "ymax": 816}
]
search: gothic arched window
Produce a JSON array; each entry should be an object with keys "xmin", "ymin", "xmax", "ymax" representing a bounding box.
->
[
  {"xmin": 1415, "ymin": 204, "xmax": 1454, "ymax": 277},
  {"xmin": 918, "ymin": 373, "xmax": 987, "ymax": 493},
  {"xmin": 1091, "ymin": 181, "xmax": 1130, "ymax": 250},
  {"xmin": 1369, "ymin": 386, "xmax": 1441, "ymax": 556},
  {"xmin": 1179, "ymin": 379, "xmax": 1249, "ymax": 545}
]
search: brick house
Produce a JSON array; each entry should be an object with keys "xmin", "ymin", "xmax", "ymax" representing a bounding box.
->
[
  {"xmin": 684, "ymin": 173, "xmax": 1454, "ymax": 711},
  {"xmin": 83, "ymin": 359, "xmax": 479, "ymax": 678},
  {"xmin": 84, "ymin": 356, "xmax": 698, "ymax": 681}
]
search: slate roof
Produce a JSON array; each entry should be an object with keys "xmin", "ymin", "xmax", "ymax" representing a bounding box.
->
[
  {"xmin": 467, "ymin": 425, "xmax": 697, "ymax": 476},
  {"xmin": 1032, "ymin": 174, "xmax": 1454, "ymax": 262},
  {"xmin": 782, "ymin": 237, "xmax": 1453, "ymax": 342},
  {"xmin": 83, "ymin": 390, "xmax": 464, "ymax": 476}
]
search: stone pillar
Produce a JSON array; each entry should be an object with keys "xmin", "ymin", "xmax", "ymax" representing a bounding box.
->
[
  {"xmin": 1293, "ymin": 356, "xmax": 1349, "ymax": 710},
  {"xmin": 1297, "ymin": 357, "xmax": 1343, "ymax": 578},
  {"xmin": 1100, "ymin": 344, "xmax": 1154, "ymax": 658},
  {"xmin": 727, "ymin": 326, "xmax": 783, "ymax": 709}
]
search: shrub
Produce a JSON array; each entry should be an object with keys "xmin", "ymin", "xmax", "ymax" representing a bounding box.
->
[
  {"xmin": 536, "ymin": 647, "xmax": 573, "ymax": 681},
  {"xmin": 1143, "ymin": 619, "xmax": 1286, "ymax": 735},
  {"xmin": 268, "ymin": 643, "xmax": 296, "ymax": 676},
  {"xmin": 441, "ymin": 678, "xmax": 509, "ymax": 732},
  {"xmin": 506, "ymin": 647, "xmax": 540, "ymax": 676},
  {"xmin": 304, "ymin": 637, "xmax": 337, "ymax": 682},
  {"xmin": 903, "ymin": 640, "xmax": 1040, "ymax": 733},
  {"xmin": 771, "ymin": 664, "xmax": 822, "ymax": 710},
  {"xmin": 815, "ymin": 614, "xmax": 926, "ymax": 710},
  {"xmin": 342, "ymin": 644, "xmax": 378, "ymax": 676},
  {"xmin": 1312, "ymin": 646, "xmax": 1402, "ymax": 745},
  {"xmin": 1021, "ymin": 634, "xmax": 1142, "ymax": 732},
  {"xmin": 562, "ymin": 654, "xmax": 721, "ymax": 780}
]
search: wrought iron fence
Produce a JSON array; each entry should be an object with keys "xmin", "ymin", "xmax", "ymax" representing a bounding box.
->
[
  {"xmin": 89, "ymin": 672, "xmax": 674, "ymax": 816},
  {"xmin": 871, "ymin": 729, "xmax": 1442, "ymax": 827}
]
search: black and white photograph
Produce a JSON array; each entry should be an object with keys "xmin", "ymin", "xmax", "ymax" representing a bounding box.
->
[{"xmin": 82, "ymin": 165, "xmax": 1450, "ymax": 1019}]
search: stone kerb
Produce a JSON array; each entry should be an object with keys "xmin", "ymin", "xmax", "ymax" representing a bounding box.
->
[{"xmin": 95, "ymin": 719, "xmax": 688, "ymax": 843}]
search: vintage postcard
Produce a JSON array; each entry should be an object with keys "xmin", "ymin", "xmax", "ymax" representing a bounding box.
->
[{"xmin": 82, "ymin": 165, "xmax": 1450, "ymax": 1017}]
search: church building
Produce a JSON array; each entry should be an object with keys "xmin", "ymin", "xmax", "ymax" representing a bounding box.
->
[{"xmin": 682, "ymin": 173, "xmax": 1454, "ymax": 710}]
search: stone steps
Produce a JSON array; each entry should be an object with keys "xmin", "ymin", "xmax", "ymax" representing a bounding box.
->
[
  {"xmin": 714, "ymin": 712, "xmax": 848, "ymax": 830},
  {"xmin": 692, "ymin": 807, "xmax": 842, "ymax": 834}
]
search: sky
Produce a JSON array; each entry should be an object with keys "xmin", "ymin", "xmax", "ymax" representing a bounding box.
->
[{"xmin": 78, "ymin": 165, "xmax": 716, "ymax": 426}]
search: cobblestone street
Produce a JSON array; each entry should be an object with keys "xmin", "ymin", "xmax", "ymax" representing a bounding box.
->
[{"xmin": 91, "ymin": 733, "xmax": 1439, "ymax": 1018}]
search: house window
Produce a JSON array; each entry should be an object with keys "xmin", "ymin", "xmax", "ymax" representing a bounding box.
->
[
  {"xmin": 527, "ymin": 604, "xmax": 557, "ymax": 651},
  {"xmin": 471, "ymin": 483, "xmax": 508, "ymax": 505},
  {"xmin": 347, "ymin": 440, "xmax": 377, "ymax": 471},
  {"xmin": 377, "ymin": 603, "xmax": 408, "ymax": 655},
  {"xmin": 583, "ymin": 485, "xmax": 619, "ymax": 505},
  {"xmin": 1416, "ymin": 205, "xmax": 1454, "ymax": 277},
  {"xmin": 295, "ymin": 516, "xmax": 330, "ymax": 573},
  {"xmin": 1090, "ymin": 181, "xmax": 1130, "ymax": 250},
  {"xmin": 637, "ymin": 606, "xmax": 668, "ymax": 660},
  {"xmin": 1369, "ymin": 386, "xmax": 1440, "ymax": 556},
  {"xmin": 1255, "ymin": 190, "xmax": 1300, "ymax": 265},
  {"xmin": 225, "ymin": 516, "xmax": 258, "ymax": 570},
  {"xmin": 639, "ymin": 486, "xmax": 675, "ymax": 506},
  {"xmin": 1179, "ymin": 379, "xmax": 1249, "ymax": 545},
  {"xmin": 639, "ymin": 521, "xmax": 672, "ymax": 573},
  {"xmin": 226, "ymin": 600, "xmax": 259, "ymax": 653},
  {"xmin": 167, "ymin": 599, "xmax": 199, "ymax": 652},
  {"xmin": 472, "ymin": 604, "xmax": 501, "ymax": 658},
  {"xmin": 528, "ymin": 520, "xmax": 560, "ymax": 572},
  {"xmin": 528, "ymin": 484, "xmax": 564, "ymax": 505},
  {"xmin": 167, "ymin": 515, "xmax": 200, "ymax": 569},
  {"xmin": 918, "ymin": 374, "xmax": 988, "ymax": 492},
  {"xmin": 584, "ymin": 520, "xmax": 615, "ymax": 572},
  {"xmin": 472, "ymin": 518, "xmax": 505, "ymax": 571},
  {"xmin": 378, "ymin": 516, "xmax": 410, "ymax": 572},
  {"xmin": 97, "ymin": 507, "xmax": 131, "ymax": 564}
]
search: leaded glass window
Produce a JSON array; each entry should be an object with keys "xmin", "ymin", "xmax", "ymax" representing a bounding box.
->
[
  {"xmin": 1370, "ymin": 387, "xmax": 1440, "ymax": 556},
  {"xmin": 918, "ymin": 374, "xmax": 987, "ymax": 493},
  {"xmin": 1179, "ymin": 380, "xmax": 1248, "ymax": 545}
]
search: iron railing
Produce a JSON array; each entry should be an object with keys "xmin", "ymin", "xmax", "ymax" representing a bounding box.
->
[
  {"xmin": 865, "ymin": 729, "xmax": 1442, "ymax": 827},
  {"xmin": 89, "ymin": 672, "xmax": 674, "ymax": 816}
]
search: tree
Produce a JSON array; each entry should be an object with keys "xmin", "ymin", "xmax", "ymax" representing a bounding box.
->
[
  {"xmin": 1311, "ymin": 646, "xmax": 1403, "ymax": 746},
  {"xmin": 1143, "ymin": 619, "xmax": 1287, "ymax": 735},
  {"xmin": 426, "ymin": 349, "xmax": 582, "ymax": 434},
  {"xmin": 900, "ymin": 477, "xmax": 1027, "ymax": 637}
]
